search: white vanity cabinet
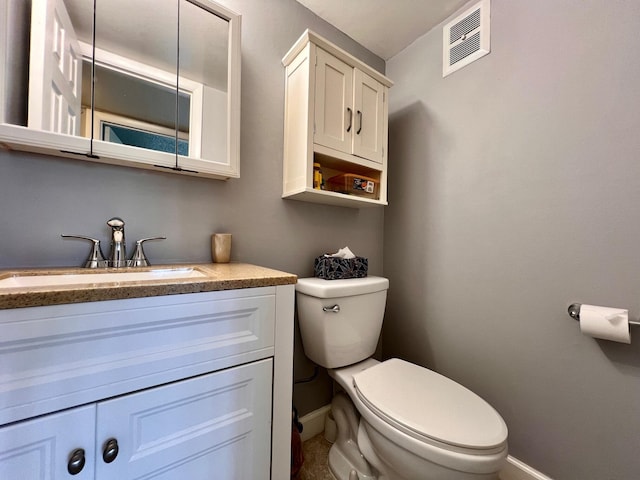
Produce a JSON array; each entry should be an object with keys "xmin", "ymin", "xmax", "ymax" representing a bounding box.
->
[
  {"xmin": 0, "ymin": 284, "xmax": 294, "ymax": 479},
  {"xmin": 282, "ymin": 30, "xmax": 393, "ymax": 208}
]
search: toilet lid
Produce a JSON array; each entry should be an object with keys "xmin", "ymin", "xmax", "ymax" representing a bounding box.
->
[{"xmin": 352, "ymin": 359, "xmax": 508, "ymax": 450}]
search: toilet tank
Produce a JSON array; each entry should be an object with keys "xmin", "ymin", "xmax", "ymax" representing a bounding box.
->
[{"xmin": 296, "ymin": 276, "xmax": 389, "ymax": 369}]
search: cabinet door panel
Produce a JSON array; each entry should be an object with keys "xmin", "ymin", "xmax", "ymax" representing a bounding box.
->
[
  {"xmin": 353, "ymin": 69, "xmax": 384, "ymax": 163},
  {"xmin": 314, "ymin": 47, "xmax": 353, "ymax": 154},
  {"xmin": 0, "ymin": 405, "xmax": 96, "ymax": 480},
  {"xmin": 95, "ymin": 359, "xmax": 273, "ymax": 480},
  {"xmin": 0, "ymin": 288, "xmax": 275, "ymax": 426}
]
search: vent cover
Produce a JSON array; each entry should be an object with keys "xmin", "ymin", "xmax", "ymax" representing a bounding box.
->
[{"xmin": 443, "ymin": 0, "xmax": 490, "ymax": 77}]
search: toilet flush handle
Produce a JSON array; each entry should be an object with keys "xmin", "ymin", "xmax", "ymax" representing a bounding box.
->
[{"xmin": 323, "ymin": 305, "xmax": 340, "ymax": 313}]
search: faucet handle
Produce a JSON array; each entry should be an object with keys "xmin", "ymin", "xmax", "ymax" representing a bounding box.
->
[
  {"xmin": 61, "ymin": 235, "xmax": 108, "ymax": 268},
  {"xmin": 130, "ymin": 237, "xmax": 166, "ymax": 267}
]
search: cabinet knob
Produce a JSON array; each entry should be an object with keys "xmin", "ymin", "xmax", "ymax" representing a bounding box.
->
[
  {"xmin": 356, "ymin": 110, "xmax": 362, "ymax": 135},
  {"xmin": 346, "ymin": 107, "xmax": 353, "ymax": 132},
  {"xmin": 102, "ymin": 438, "xmax": 119, "ymax": 464},
  {"xmin": 67, "ymin": 448, "xmax": 86, "ymax": 475}
]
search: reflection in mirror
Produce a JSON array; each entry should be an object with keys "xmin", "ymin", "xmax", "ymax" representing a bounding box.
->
[
  {"xmin": 1, "ymin": 0, "xmax": 240, "ymax": 177},
  {"xmin": 89, "ymin": 66, "xmax": 190, "ymax": 156},
  {"xmin": 28, "ymin": 0, "xmax": 84, "ymax": 135},
  {"xmin": 82, "ymin": 61, "xmax": 190, "ymax": 156},
  {"xmin": 1, "ymin": 0, "xmax": 92, "ymax": 138},
  {"xmin": 179, "ymin": 0, "xmax": 229, "ymax": 162},
  {"xmin": 92, "ymin": 0, "xmax": 180, "ymax": 156}
]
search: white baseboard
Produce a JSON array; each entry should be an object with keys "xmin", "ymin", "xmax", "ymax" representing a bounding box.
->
[
  {"xmin": 299, "ymin": 404, "xmax": 332, "ymax": 442},
  {"xmin": 300, "ymin": 405, "xmax": 553, "ymax": 480},
  {"xmin": 499, "ymin": 456, "xmax": 553, "ymax": 480}
]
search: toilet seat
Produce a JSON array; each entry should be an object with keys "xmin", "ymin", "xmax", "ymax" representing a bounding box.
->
[{"xmin": 352, "ymin": 359, "xmax": 508, "ymax": 453}]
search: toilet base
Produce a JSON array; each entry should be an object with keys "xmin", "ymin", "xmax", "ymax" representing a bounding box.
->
[
  {"xmin": 328, "ymin": 393, "xmax": 377, "ymax": 480},
  {"xmin": 328, "ymin": 443, "xmax": 376, "ymax": 480}
]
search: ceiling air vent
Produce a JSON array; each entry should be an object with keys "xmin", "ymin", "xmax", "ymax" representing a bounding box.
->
[{"xmin": 443, "ymin": 0, "xmax": 490, "ymax": 77}]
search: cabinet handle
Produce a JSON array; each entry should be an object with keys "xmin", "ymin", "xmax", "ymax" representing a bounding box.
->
[
  {"xmin": 356, "ymin": 110, "xmax": 362, "ymax": 135},
  {"xmin": 102, "ymin": 438, "xmax": 119, "ymax": 464},
  {"xmin": 346, "ymin": 107, "xmax": 353, "ymax": 132},
  {"xmin": 67, "ymin": 448, "xmax": 86, "ymax": 475}
]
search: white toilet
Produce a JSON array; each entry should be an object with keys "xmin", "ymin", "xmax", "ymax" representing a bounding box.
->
[{"xmin": 296, "ymin": 276, "xmax": 508, "ymax": 480}]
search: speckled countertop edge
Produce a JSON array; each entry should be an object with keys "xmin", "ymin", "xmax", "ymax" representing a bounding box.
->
[{"xmin": 0, "ymin": 263, "xmax": 297, "ymax": 309}]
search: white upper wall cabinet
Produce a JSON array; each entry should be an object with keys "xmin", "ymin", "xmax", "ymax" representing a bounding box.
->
[
  {"xmin": 282, "ymin": 30, "xmax": 392, "ymax": 208},
  {"xmin": 0, "ymin": 0, "xmax": 241, "ymax": 180},
  {"xmin": 314, "ymin": 48, "xmax": 385, "ymax": 164}
]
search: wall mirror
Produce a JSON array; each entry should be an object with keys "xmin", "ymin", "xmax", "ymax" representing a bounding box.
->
[{"xmin": 0, "ymin": 0, "xmax": 241, "ymax": 179}]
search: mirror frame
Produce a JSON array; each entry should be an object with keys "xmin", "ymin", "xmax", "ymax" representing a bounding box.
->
[{"xmin": 0, "ymin": 0, "xmax": 241, "ymax": 180}]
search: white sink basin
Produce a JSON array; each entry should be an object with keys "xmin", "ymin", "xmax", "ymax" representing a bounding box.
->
[{"xmin": 0, "ymin": 268, "xmax": 207, "ymax": 288}]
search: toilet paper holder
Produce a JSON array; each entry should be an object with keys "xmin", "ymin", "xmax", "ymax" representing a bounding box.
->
[{"xmin": 567, "ymin": 303, "xmax": 640, "ymax": 326}]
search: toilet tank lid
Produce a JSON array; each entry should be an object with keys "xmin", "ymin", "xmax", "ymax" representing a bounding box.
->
[{"xmin": 296, "ymin": 276, "xmax": 389, "ymax": 298}]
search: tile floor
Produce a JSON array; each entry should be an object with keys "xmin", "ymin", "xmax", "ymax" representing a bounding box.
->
[{"xmin": 300, "ymin": 433, "xmax": 335, "ymax": 480}]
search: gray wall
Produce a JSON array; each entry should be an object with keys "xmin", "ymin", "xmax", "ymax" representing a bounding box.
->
[
  {"xmin": 384, "ymin": 0, "xmax": 640, "ymax": 478},
  {"xmin": 0, "ymin": 0, "xmax": 385, "ymax": 416}
]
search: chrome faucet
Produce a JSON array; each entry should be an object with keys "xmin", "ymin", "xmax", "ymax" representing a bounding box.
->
[
  {"xmin": 107, "ymin": 217, "xmax": 127, "ymax": 268},
  {"xmin": 63, "ymin": 218, "xmax": 165, "ymax": 268},
  {"xmin": 106, "ymin": 217, "xmax": 166, "ymax": 268}
]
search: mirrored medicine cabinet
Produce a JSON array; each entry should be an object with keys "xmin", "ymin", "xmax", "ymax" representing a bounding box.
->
[{"xmin": 0, "ymin": 0, "xmax": 241, "ymax": 179}]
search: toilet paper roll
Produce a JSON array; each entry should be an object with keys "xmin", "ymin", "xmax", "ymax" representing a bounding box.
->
[{"xmin": 579, "ymin": 304, "xmax": 631, "ymax": 344}]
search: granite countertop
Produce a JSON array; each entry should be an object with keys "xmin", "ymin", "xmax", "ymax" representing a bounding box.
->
[{"xmin": 0, "ymin": 263, "xmax": 297, "ymax": 309}]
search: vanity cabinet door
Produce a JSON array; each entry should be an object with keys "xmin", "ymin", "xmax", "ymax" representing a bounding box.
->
[
  {"xmin": 0, "ymin": 360, "xmax": 273, "ymax": 480},
  {"xmin": 94, "ymin": 359, "xmax": 273, "ymax": 480},
  {"xmin": 0, "ymin": 405, "xmax": 96, "ymax": 479}
]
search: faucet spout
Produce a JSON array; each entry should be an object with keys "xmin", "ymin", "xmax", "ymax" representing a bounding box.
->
[{"xmin": 107, "ymin": 217, "xmax": 127, "ymax": 267}]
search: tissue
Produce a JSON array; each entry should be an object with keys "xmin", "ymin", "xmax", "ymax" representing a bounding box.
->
[
  {"xmin": 579, "ymin": 304, "xmax": 631, "ymax": 344},
  {"xmin": 325, "ymin": 246, "xmax": 356, "ymax": 259}
]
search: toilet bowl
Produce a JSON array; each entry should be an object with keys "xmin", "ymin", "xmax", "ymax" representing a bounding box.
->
[
  {"xmin": 330, "ymin": 358, "xmax": 507, "ymax": 479},
  {"xmin": 295, "ymin": 277, "xmax": 508, "ymax": 479}
]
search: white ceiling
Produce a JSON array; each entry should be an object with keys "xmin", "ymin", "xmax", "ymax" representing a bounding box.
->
[{"xmin": 295, "ymin": 0, "xmax": 470, "ymax": 60}]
